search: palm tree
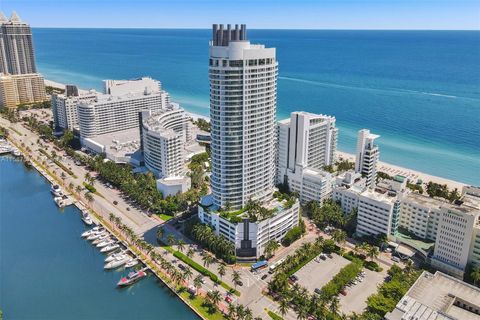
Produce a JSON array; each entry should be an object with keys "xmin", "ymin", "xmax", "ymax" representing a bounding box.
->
[
  {"xmin": 193, "ymin": 275, "xmax": 203, "ymax": 294},
  {"xmin": 279, "ymin": 298, "xmax": 289, "ymax": 317},
  {"xmin": 264, "ymin": 239, "xmax": 280, "ymax": 259},
  {"xmin": 244, "ymin": 307, "xmax": 253, "ymax": 320},
  {"xmin": 218, "ymin": 263, "xmax": 226, "ymax": 280},
  {"xmin": 167, "ymin": 234, "xmax": 176, "ymax": 247},
  {"xmin": 186, "ymin": 247, "xmax": 195, "ymax": 259},
  {"xmin": 177, "ymin": 239, "xmax": 186, "ymax": 252},
  {"xmin": 471, "ymin": 267, "xmax": 480, "ymax": 286},
  {"xmin": 182, "ymin": 267, "xmax": 193, "ymax": 282},
  {"xmin": 156, "ymin": 227, "xmax": 164, "ymax": 241},
  {"xmin": 331, "ymin": 229, "xmax": 347, "ymax": 246},
  {"xmin": 366, "ymin": 245, "xmax": 379, "ymax": 262},
  {"xmin": 109, "ymin": 212, "xmax": 115, "ymax": 222},
  {"xmin": 329, "ymin": 296, "xmax": 340, "ymax": 315},
  {"xmin": 232, "ymin": 270, "xmax": 242, "ymax": 289},
  {"xmin": 75, "ymin": 185, "xmax": 82, "ymax": 195},
  {"xmin": 68, "ymin": 182, "xmax": 74, "ymax": 191},
  {"xmin": 296, "ymin": 305, "xmax": 308, "ymax": 320},
  {"xmin": 208, "ymin": 290, "xmax": 222, "ymax": 309},
  {"xmin": 84, "ymin": 192, "xmax": 93, "ymax": 204},
  {"xmin": 235, "ymin": 304, "xmax": 246, "ymax": 320},
  {"xmin": 84, "ymin": 172, "xmax": 91, "ymax": 184}
]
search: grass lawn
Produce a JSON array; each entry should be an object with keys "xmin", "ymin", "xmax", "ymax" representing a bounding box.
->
[
  {"xmin": 159, "ymin": 213, "xmax": 174, "ymax": 221},
  {"xmin": 178, "ymin": 289, "xmax": 225, "ymax": 320},
  {"xmin": 266, "ymin": 308, "xmax": 284, "ymax": 320}
]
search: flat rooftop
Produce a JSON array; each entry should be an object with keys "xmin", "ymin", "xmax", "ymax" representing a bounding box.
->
[
  {"xmin": 87, "ymin": 127, "xmax": 140, "ymax": 158},
  {"xmin": 386, "ymin": 271, "xmax": 480, "ymax": 320}
]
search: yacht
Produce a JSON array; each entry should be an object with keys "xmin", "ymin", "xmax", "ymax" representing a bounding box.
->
[
  {"xmin": 92, "ymin": 234, "xmax": 110, "ymax": 244},
  {"xmin": 50, "ymin": 185, "xmax": 63, "ymax": 197},
  {"xmin": 117, "ymin": 268, "xmax": 147, "ymax": 287},
  {"xmin": 96, "ymin": 238, "xmax": 115, "ymax": 248},
  {"xmin": 105, "ymin": 251, "xmax": 127, "ymax": 263},
  {"xmin": 87, "ymin": 231, "xmax": 107, "ymax": 241},
  {"xmin": 100, "ymin": 243, "xmax": 120, "ymax": 253},
  {"xmin": 81, "ymin": 226, "xmax": 103, "ymax": 238},
  {"xmin": 12, "ymin": 149, "xmax": 21, "ymax": 157},
  {"xmin": 104, "ymin": 255, "xmax": 130, "ymax": 270},
  {"xmin": 125, "ymin": 259, "xmax": 139, "ymax": 268},
  {"xmin": 53, "ymin": 196, "xmax": 65, "ymax": 207},
  {"xmin": 82, "ymin": 214, "xmax": 93, "ymax": 226}
]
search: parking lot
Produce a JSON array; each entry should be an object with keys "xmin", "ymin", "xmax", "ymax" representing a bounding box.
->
[
  {"xmin": 338, "ymin": 267, "xmax": 386, "ymax": 314},
  {"xmin": 295, "ymin": 253, "xmax": 350, "ymax": 293}
]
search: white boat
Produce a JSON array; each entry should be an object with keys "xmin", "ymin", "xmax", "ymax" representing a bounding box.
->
[
  {"xmin": 104, "ymin": 255, "xmax": 130, "ymax": 270},
  {"xmin": 125, "ymin": 259, "xmax": 139, "ymax": 268},
  {"xmin": 82, "ymin": 215, "xmax": 93, "ymax": 226},
  {"xmin": 12, "ymin": 149, "xmax": 21, "ymax": 157},
  {"xmin": 100, "ymin": 243, "xmax": 120, "ymax": 253},
  {"xmin": 87, "ymin": 231, "xmax": 107, "ymax": 241},
  {"xmin": 81, "ymin": 226, "xmax": 103, "ymax": 237},
  {"xmin": 50, "ymin": 185, "xmax": 63, "ymax": 197},
  {"xmin": 96, "ymin": 238, "xmax": 115, "ymax": 248},
  {"xmin": 105, "ymin": 251, "xmax": 127, "ymax": 263},
  {"xmin": 92, "ymin": 234, "xmax": 110, "ymax": 244},
  {"xmin": 53, "ymin": 196, "xmax": 65, "ymax": 207}
]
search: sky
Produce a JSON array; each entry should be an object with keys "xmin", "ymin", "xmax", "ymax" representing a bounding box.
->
[{"xmin": 0, "ymin": 0, "xmax": 479, "ymax": 30}]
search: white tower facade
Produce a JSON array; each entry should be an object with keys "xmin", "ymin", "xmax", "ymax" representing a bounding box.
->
[
  {"xmin": 209, "ymin": 24, "xmax": 277, "ymax": 209},
  {"xmin": 355, "ymin": 129, "xmax": 380, "ymax": 188}
]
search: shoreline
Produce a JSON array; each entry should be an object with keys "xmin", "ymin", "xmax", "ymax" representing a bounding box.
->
[{"xmin": 44, "ymin": 78, "xmax": 470, "ymax": 190}]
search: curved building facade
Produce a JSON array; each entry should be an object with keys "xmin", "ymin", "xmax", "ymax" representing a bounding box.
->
[
  {"xmin": 209, "ymin": 24, "xmax": 278, "ymax": 209},
  {"xmin": 142, "ymin": 107, "xmax": 189, "ymax": 178}
]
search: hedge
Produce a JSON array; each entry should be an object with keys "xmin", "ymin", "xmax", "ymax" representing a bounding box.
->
[
  {"xmin": 83, "ymin": 182, "xmax": 97, "ymax": 193},
  {"xmin": 343, "ymin": 251, "xmax": 382, "ymax": 272},
  {"xmin": 267, "ymin": 310, "xmax": 284, "ymax": 320},
  {"xmin": 281, "ymin": 226, "xmax": 303, "ymax": 246},
  {"xmin": 320, "ymin": 259, "xmax": 363, "ymax": 299}
]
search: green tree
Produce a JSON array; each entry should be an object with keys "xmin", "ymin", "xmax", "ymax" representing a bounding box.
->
[
  {"xmin": 193, "ymin": 275, "xmax": 203, "ymax": 294},
  {"xmin": 232, "ymin": 270, "xmax": 242, "ymax": 289},
  {"xmin": 156, "ymin": 227, "xmax": 164, "ymax": 241},
  {"xmin": 218, "ymin": 263, "xmax": 226, "ymax": 280},
  {"xmin": 471, "ymin": 267, "xmax": 480, "ymax": 286},
  {"xmin": 182, "ymin": 266, "xmax": 193, "ymax": 282},
  {"xmin": 264, "ymin": 239, "xmax": 280, "ymax": 259}
]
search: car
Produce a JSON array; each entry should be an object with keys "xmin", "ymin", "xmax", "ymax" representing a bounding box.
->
[
  {"xmin": 113, "ymin": 200, "xmax": 118, "ymax": 205},
  {"xmin": 178, "ymin": 264, "xmax": 186, "ymax": 270},
  {"xmin": 319, "ymin": 255, "xmax": 327, "ymax": 260},
  {"xmin": 261, "ymin": 274, "xmax": 268, "ymax": 280},
  {"xmin": 237, "ymin": 281, "xmax": 243, "ymax": 286},
  {"xmin": 326, "ymin": 253, "xmax": 333, "ymax": 259},
  {"xmin": 392, "ymin": 256, "xmax": 401, "ymax": 262},
  {"xmin": 225, "ymin": 296, "xmax": 233, "ymax": 304},
  {"xmin": 340, "ymin": 289, "xmax": 347, "ymax": 296},
  {"xmin": 314, "ymin": 288, "xmax": 321, "ymax": 294},
  {"xmin": 126, "ymin": 207, "xmax": 130, "ymax": 211},
  {"xmin": 289, "ymin": 275, "xmax": 299, "ymax": 283}
]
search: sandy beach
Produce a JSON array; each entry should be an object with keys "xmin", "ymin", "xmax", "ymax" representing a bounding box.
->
[{"xmin": 43, "ymin": 78, "xmax": 469, "ymax": 191}]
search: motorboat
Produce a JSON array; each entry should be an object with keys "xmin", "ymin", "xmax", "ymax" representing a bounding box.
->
[
  {"xmin": 125, "ymin": 259, "xmax": 139, "ymax": 268},
  {"xmin": 117, "ymin": 268, "xmax": 147, "ymax": 287},
  {"xmin": 50, "ymin": 185, "xmax": 63, "ymax": 197},
  {"xmin": 104, "ymin": 255, "xmax": 130, "ymax": 270},
  {"xmin": 82, "ymin": 214, "xmax": 93, "ymax": 226},
  {"xmin": 96, "ymin": 238, "xmax": 115, "ymax": 248},
  {"xmin": 100, "ymin": 243, "xmax": 120, "ymax": 253},
  {"xmin": 105, "ymin": 251, "xmax": 127, "ymax": 263},
  {"xmin": 53, "ymin": 196, "xmax": 65, "ymax": 207},
  {"xmin": 87, "ymin": 231, "xmax": 107, "ymax": 241},
  {"xmin": 81, "ymin": 226, "xmax": 103, "ymax": 238},
  {"xmin": 12, "ymin": 149, "xmax": 21, "ymax": 157},
  {"xmin": 92, "ymin": 234, "xmax": 110, "ymax": 244}
]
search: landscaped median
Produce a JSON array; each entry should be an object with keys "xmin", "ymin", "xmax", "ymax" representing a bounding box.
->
[
  {"xmin": 318, "ymin": 258, "xmax": 363, "ymax": 300},
  {"xmin": 39, "ymin": 149, "xmax": 77, "ymax": 178},
  {"xmin": 169, "ymin": 248, "xmax": 241, "ymax": 296}
]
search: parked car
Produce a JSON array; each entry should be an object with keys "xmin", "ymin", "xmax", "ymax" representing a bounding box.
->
[
  {"xmin": 288, "ymin": 275, "xmax": 299, "ymax": 283},
  {"xmin": 225, "ymin": 296, "xmax": 233, "ymax": 304},
  {"xmin": 261, "ymin": 274, "xmax": 268, "ymax": 280},
  {"xmin": 340, "ymin": 289, "xmax": 347, "ymax": 296},
  {"xmin": 319, "ymin": 254, "xmax": 327, "ymax": 260},
  {"xmin": 392, "ymin": 256, "xmax": 400, "ymax": 262},
  {"xmin": 178, "ymin": 264, "xmax": 186, "ymax": 270},
  {"xmin": 314, "ymin": 288, "xmax": 321, "ymax": 294}
]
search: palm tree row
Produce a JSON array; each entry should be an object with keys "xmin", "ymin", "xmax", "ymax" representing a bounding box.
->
[
  {"xmin": 226, "ymin": 303, "xmax": 258, "ymax": 320},
  {"xmin": 189, "ymin": 223, "xmax": 236, "ymax": 264}
]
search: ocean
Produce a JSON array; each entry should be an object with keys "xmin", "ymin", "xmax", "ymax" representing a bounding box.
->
[
  {"xmin": 32, "ymin": 29, "xmax": 480, "ymax": 185},
  {"xmin": 0, "ymin": 156, "xmax": 196, "ymax": 320}
]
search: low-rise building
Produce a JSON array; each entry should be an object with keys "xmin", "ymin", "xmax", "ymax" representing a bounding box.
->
[
  {"xmin": 198, "ymin": 194, "xmax": 300, "ymax": 259},
  {"xmin": 0, "ymin": 73, "xmax": 46, "ymax": 108},
  {"xmin": 385, "ymin": 271, "xmax": 480, "ymax": 320}
]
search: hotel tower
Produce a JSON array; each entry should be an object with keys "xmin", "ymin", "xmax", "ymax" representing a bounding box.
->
[{"xmin": 209, "ymin": 24, "xmax": 278, "ymax": 209}]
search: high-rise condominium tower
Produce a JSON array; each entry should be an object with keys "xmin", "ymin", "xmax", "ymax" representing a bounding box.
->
[
  {"xmin": 209, "ymin": 24, "xmax": 277, "ymax": 209},
  {"xmin": 0, "ymin": 12, "xmax": 37, "ymax": 75},
  {"xmin": 355, "ymin": 129, "xmax": 380, "ymax": 188}
]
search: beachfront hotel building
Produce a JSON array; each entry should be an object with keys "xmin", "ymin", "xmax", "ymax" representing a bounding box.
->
[
  {"xmin": 276, "ymin": 112, "xmax": 337, "ymax": 204},
  {"xmin": 355, "ymin": 129, "xmax": 380, "ymax": 188},
  {"xmin": 0, "ymin": 12, "xmax": 37, "ymax": 75},
  {"xmin": 198, "ymin": 24, "xmax": 299, "ymax": 259},
  {"xmin": 52, "ymin": 89, "xmax": 99, "ymax": 131},
  {"xmin": 0, "ymin": 12, "xmax": 46, "ymax": 108},
  {"xmin": 0, "ymin": 73, "xmax": 46, "ymax": 108}
]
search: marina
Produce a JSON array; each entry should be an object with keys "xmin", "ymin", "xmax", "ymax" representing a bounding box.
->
[{"xmin": 0, "ymin": 154, "xmax": 196, "ymax": 320}]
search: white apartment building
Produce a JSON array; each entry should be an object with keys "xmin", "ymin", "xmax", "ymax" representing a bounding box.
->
[
  {"xmin": 209, "ymin": 24, "xmax": 277, "ymax": 209},
  {"xmin": 198, "ymin": 193, "xmax": 300, "ymax": 258},
  {"xmin": 78, "ymin": 87, "xmax": 169, "ymax": 139},
  {"xmin": 356, "ymin": 189, "xmax": 401, "ymax": 237},
  {"xmin": 431, "ymin": 206, "xmax": 480, "ymax": 279},
  {"xmin": 355, "ymin": 129, "xmax": 380, "ymax": 188},
  {"xmin": 104, "ymin": 77, "xmax": 162, "ymax": 96},
  {"xmin": 332, "ymin": 184, "xmax": 364, "ymax": 215},
  {"xmin": 199, "ymin": 24, "xmax": 299, "ymax": 259},
  {"xmin": 52, "ymin": 90, "xmax": 98, "ymax": 131},
  {"xmin": 276, "ymin": 112, "xmax": 337, "ymax": 204},
  {"xmin": 142, "ymin": 106, "xmax": 191, "ymax": 178}
]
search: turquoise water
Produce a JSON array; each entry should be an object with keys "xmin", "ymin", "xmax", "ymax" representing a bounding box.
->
[
  {"xmin": 0, "ymin": 156, "xmax": 196, "ymax": 319},
  {"xmin": 33, "ymin": 29, "xmax": 480, "ymax": 185}
]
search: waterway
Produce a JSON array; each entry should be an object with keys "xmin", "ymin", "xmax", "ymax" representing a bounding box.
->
[{"xmin": 0, "ymin": 155, "xmax": 196, "ymax": 319}]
